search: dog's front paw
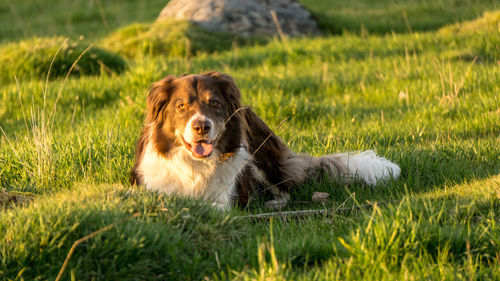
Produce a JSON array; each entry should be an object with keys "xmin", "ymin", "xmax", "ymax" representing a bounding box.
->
[
  {"xmin": 265, "ymin": 198, "xmax": 289, "ymax": 210},
  {"xmin": 211, "ymin": 201, "xmax": 230, "ymax": 210}
]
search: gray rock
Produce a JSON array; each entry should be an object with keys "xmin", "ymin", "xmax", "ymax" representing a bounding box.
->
[{"xmin": 157, "ymin": 0, "xmax": 320, "ymax": 37}]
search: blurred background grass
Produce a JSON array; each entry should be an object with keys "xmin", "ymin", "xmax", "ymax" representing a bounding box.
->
[{"xmin": 1, "ymin": 0, "xmax": 498, "ymax": 41}]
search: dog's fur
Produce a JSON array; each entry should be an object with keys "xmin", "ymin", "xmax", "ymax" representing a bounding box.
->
[{"xmin": 131, "ymin": 71, "xmax": 401, "ymax": 208}]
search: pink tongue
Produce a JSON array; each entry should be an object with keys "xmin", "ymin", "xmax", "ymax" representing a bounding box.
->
[{"xmin": 192, "ymin": 142, "xmax": 213, "ymax": 157}]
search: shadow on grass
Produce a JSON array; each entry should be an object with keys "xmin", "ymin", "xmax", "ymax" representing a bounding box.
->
[
  {"xmin": 288, "ymin": 142, "xmax": 499, "ymax": 208},
  {"xmin": 1, "ymin": 175, "xmax": 498, "ymax": 279},
  {"xmin": 240, "ymin": 154, "xmax": 499, "ymax": 270}
]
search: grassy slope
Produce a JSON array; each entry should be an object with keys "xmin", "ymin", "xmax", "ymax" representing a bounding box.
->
[
  {"xmin": 1, "ymin": 0, "xmax": 500, "ymax": 280},
  {"xmin": 301, "ymin": 0, "xmax": 500, "ymax": 34}
]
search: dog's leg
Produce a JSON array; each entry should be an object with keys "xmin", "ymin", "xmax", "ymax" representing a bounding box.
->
[
  {"xmin": 210, "ymin": 184, "xmax": 233, "ymax": 209},
  {"xmin": 242, "ymin": 108, "xmax": 297, "ymax": 207},
  {"xmin": 265, "ymin": 186, "xmax": 291, "ymax": 209}
]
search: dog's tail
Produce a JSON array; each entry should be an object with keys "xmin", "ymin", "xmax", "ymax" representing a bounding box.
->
[{"xmin": 315, "ymin": 150, "xmax": 400, "ymax": 185}]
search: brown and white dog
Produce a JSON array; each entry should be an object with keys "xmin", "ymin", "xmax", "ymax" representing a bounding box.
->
[{"xmin": 130, "ymin": 71, "xmax": 400, "ymax": 208}]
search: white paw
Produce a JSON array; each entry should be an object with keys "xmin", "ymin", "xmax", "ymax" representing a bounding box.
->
[
  {"xmin": 265, "ymin": 198, "xmax": 289, "ymax": 210},
  {"xmin": 211, "ymin": 201, "xmax": 230, "ymax": 210}
]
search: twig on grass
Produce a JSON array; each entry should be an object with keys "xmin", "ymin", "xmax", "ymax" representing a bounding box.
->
[
  {"xmin": 237, "ymin": 201, "xmax": 388, "ymax": 220},
  {"xmin": 55, "ymin": 212, "xmax": 141, "ymax": 281}
]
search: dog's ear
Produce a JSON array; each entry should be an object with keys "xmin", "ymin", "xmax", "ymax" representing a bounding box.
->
[
  {"xmin": 203, "ymin": 71, "xmax": 242, "ymax": 113},
  {"xmin": 146, "ymin": 75, "xmax": 177, "ymax": 123}
]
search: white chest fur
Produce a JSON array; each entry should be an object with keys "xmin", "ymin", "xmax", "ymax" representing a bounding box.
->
[{"xmin": 137, "ymin": 142, "xmax": 250, "ymax": 208}]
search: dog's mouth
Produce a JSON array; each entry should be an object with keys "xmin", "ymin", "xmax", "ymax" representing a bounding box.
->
[{"xmin": 181, "ymin": 137, "xmax": 214, "ymax": 159}]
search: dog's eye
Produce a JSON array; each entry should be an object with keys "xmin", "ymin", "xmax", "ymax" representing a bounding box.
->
[
  {"xmin": 177, "ymin": 104, "xmax": 186, "ymax": 110},
  {"xmin": 210, "ymin": 100, "xmax": 219, "ymax": 106}
]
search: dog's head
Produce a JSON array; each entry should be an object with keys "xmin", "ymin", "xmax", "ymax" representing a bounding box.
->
[{"xmin": 145, "ymin": 71, "xmax": 243, "ymax": 159}]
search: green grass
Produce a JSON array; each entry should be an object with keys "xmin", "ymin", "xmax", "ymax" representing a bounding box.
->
[
  {"xmin": 301, "ymin": 0, "xmax": 500, "ymax": 34},
  {"xmin": 0, "ymin": 0, "xmax": 169, "ymax": 42},
  {"xmin": 1, "ymin": 0, "xmax": 500, "ymax": 280},
  {"xmin": 101, "ymin": 20, "xmax": 263, "ymax": 58},
  {"xmin": 438, "ymin": 10, "xmax": 500, "ymax": 62},
  {"xmin": 0, "ymin": 37, "xmax": 126, "ymax": 83}
]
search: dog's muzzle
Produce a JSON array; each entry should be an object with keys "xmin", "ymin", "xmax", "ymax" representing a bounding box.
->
[{"xmin": 182, "ymin": 114, "xmax": 215, "ymax": 158}]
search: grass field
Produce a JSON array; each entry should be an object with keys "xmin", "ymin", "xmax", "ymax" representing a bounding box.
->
[{"xmin": 1, "ymin": 0, "xmax": 499, "ymax": 280}]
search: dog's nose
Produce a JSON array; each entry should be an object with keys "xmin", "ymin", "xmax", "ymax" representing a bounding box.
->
[{"xmin": 192, "ymin": 120, "xmax": 211, "ymax": 135}]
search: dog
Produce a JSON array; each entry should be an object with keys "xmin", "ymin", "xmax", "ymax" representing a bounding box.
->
[{"xmin": 130, "ymin": 71, "xmax": 401, "ymax": 208}]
